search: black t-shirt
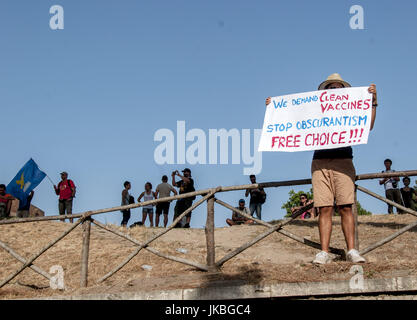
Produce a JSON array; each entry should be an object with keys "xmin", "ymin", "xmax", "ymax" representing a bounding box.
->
[
  {"xmin": 176, "ymin": 178, "xmax": 194, "ymax": 195},
  {"xmin": 313, "ymin": 146, "xmax": 353, "ymax": 160}
]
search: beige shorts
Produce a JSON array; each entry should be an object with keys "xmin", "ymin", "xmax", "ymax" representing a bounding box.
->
[{"xmin": 311, "ymin": 158, "xmax": 356, "ymax": 208}]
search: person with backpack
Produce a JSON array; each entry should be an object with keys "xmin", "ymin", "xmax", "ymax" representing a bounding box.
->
[
  {"xmin": 245, "ymin": 175, "xmax": 266, "ymax": 220},
  {"xmin": 54, "ymin": 171, "xmax": 76, "ymax": 223},
  {"xmin": 120, "ymin": 181, "xmax": 134, "ymax": 227},
  {"xmin": 172, "ymin": 168, "xmax": 195, "ymax": 228}
]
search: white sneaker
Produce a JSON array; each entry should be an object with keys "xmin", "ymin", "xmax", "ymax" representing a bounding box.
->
[
  {"xmin": 347, "ymin": 249, "xmax": 366, "ymax": 263},
  {"xmin": 312, "ymin": 251, "xmax": 333, "ymax": 264}
]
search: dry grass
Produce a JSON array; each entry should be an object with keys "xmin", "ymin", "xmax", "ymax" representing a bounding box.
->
[{"xmin": 1, "ymin": 214, "xmax": 417, "ymax": 299}]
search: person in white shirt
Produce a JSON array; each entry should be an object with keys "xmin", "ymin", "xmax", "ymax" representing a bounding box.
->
[{"xmin": 379, "ymin": 159, "xmax": 403, "ymax": 214}]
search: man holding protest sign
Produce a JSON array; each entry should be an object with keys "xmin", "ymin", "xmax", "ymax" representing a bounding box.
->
[{"xmin": 263, "ymin": 73, "xmax": 378, "ymax": 264}]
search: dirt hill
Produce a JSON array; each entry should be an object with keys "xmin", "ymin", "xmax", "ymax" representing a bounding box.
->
[{"xmin": 1, "ymin": 214, "xmax": 417, "ymax": 299}]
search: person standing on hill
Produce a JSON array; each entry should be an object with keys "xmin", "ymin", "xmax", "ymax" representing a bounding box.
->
[
  {"xmin": 155, "ymin": 175, "xmax": 177, "ymax": 228},
  {"xmin": 265, "ymin": 73, "xmax": 378, "ymax": 264},
  {"xmin": 379, "ymin": 159, "xmax": 402, "ymax": 214},
  {"xmin": 54, "ymin": 172, "xmax": 76, "ymax": 223}
]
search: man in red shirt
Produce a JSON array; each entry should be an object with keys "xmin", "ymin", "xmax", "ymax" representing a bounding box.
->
[
  {"xmin": 54, "ymin": 172, "xmax": 76, "ymax": 223},
  {"xmin": 0, "ymin": 184, "xmax": 15, "ymax": 219}
]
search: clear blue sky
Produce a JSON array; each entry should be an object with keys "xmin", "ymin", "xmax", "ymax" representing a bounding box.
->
[{"xmin": 1, "ymin": 0, "xmax": 416, "ymax": 227}]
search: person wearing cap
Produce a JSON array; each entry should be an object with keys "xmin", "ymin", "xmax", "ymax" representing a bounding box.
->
[
  {"xmin": 172, "ymin": 168, "xmax": 195, "ymax": 228},
  {"xmin": 266, "ymin": 73, "xmax": 378, "ymax": 264},
  {"xmin": 226, "ymin": 199, "xmax": 254, "ymax": 226},
  {"xmin": 54, "ymin": 171, "xmax": 76, "ymax": 223}
]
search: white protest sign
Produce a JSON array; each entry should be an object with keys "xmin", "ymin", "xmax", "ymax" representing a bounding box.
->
[{"xmin": 258, "ymin": 87, "xmax": 373, "ymax": 152}]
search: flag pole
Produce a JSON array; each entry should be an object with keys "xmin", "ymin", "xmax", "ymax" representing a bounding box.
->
[
  {"xmin": 45, "ymin": 174, "xmax": 56, "ymax": 187},
  {"xmin": 33, "ymin": 160, "xmax": 56, "ymax": 187}
]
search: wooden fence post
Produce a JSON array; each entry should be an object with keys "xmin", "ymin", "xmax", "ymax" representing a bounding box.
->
[
  {"xmin": 80, "ymin": 218, "xmax": 91, "ymax": 287},
  {"xmin": 353, "ymin": 185, "xmax": 359, "ymax": 250},
  {"xmin": 205, "ymin": 195, "xmax": 217, "ymax": 272}
]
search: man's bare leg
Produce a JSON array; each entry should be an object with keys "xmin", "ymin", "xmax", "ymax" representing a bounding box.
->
[
  {"xmin": 149, "ymin": 213, "xmax": 154, "ymax": 227},
  {"xmin": 318, "ymin": 206, "xmax": 333, "ymax": 252},
  {"xmin": 155, "ymin": 214, "xmax": 160, "ymax": 227},
  {"xmin": 338, "ymin": 204, "xmax": 355, "ymax": 251},
  {"xmin": 163, "ymin": 214, "xmax": 168, "ymax": 227}
]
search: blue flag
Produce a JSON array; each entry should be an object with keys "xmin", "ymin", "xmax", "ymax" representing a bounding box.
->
[{"xmin": 6, "ymin": 159, "xmax": 46, "ymax": 209}]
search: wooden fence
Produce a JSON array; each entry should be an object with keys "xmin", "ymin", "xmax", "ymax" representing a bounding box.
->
[{"xmin": 1, "ymin": 170, "xmax": 417, "ymax": 289}]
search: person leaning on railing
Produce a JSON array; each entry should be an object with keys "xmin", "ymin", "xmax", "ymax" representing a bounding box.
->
[
  {"xmin": 265, "ymin": 73, "xmax": 378, "ymax": 265},
  {"xmin": 54, "ymin": 171, "xmax": 76, "ymax": 223}
]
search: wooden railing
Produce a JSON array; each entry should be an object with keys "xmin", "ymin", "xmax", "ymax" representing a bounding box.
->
[{"xmin": 1, "ymin": 170, "xmax": 417, "ymax": 289}]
